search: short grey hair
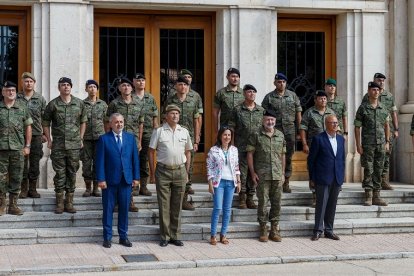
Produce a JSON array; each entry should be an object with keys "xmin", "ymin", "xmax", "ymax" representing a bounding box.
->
[
  {"xmin": 109, "ymin": 113, "xmax": 124, "ymax": 122},
  {"xmin": 324, "ymin": 114, "xmax": 338, "ymax": 124}
]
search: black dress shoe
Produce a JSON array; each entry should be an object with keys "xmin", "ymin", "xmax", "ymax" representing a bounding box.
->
[
  {"xmin": 103, "ymin": 240, "xmax": 112, "ymax": 248},
  {"xmin": 325, "ymin": 232, "xmax": 340, "ymax": 240},
  {"xmin": 169, "ymin": 239, "xmax": 184, "ymax": 246},
  {"xmin": 159, "ymin": 240, "xmax": 169, "ymax": 247},
  {"xmin": 119, "ymin": 238, "xmax": 132, "ymax": 247},
  {"xmin": 311, "ymin": 233, "xmax": 321, "ymax": 241}
]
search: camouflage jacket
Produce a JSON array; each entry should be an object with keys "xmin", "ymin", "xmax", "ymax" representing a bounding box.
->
[
  {"xmin": 214, "ymin": 85, "xmax": 244, "ymax": 126},
  {"xmin": 299, "ymin": 106, "xmax": 336, "ymax": 143},
  {"xmin": 17, "ymin": 91, "xmax": 46, "ymax": 136},
  {"xmin": 135, "ymin": 92, "xmax": 159, "ymax": 134},
  {"xmin": 83, "ymin": 97, "xmax": 107, "ymax": 141},
  {"xmin": 169, "ymin": 88, "xmax": 203, "ymax": 115},
  {"xmin": 362, "ymin": 90, "xmax": 396, "ymax": 130},
  {"xmin": 354, "ymin": 102, "xmax": 389, "ymax": 145},
  {"xmin": 327, "ymin": 96, "xmax": 347, "ymax": 131}
]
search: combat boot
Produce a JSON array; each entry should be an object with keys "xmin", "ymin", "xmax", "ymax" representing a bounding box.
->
[
  {"xmin": 8, "ymin": 194, "xmax": 23, "ymax": 216},
  {"xmin": 246, "ymin": 195, "xmax": 257, "ymax": 209},
  {"xmin": 132, "ymin": 185, "xmax": 140, "ymax": 196},
  {"xmin": 259, "ymin": 223, "xmax": 268, "ymax": 242},
  {"xmin": 372, "ymin": 190, "xmax": 388, "ymax": 206},
  {"xmin": 187, "ymin": 186, "xmax": 195, "ymax": 195},
  {"xmin": 28, "ymin": 179, "xmax": 41, "ymax": 198},
  {"xmin": 82, "ymin": 180, "xmax": 92, "ymax": 197},
  {"xmin": 139, "ymin": 178, "xmax": 152, "ymax": 196},
  {"xmin": 64, "ymin": 192, "xmax": 77, "ymax": 213},
  {"xmin": 381, "ymin": 175, "xmax": 394, "ymax": 190},
  {"xmin": 19, "ymin": 179, "xmax": 29, "ymax": 199},
  {"xmin": 364, "ymin": 190, "xmax": 373, "ymax": 206},
  {"xmin": 238, "ymin": 192, "xmax": 247, "ymax": 209},
  {"xmin": 182, "ymin": 192, "xmax": 195, "ymax": 211},
  {"xmin": 282, "ymin": 177, "xmax": 292, "ymax": 193},
  {"xmin": 129, "ymin": 194, "xmax": 139, "ymax": 212},
  {"xmin": 92, "ymin": 181, "xmax": 101, "ymax": 197},
  {"xmin": 311, "ymin": 192, "xmax": 316, "ymax": 208},
  {"xmin": 55, "ymin": 192, "xmax": 64, "ymax": 214},
  {"xmin": 0, "ymin": 193, "xmax": 6, "ymax": 215},
  {"xmin": 269, "ymin": 223, "xmax": 282, "ymax": 242}
]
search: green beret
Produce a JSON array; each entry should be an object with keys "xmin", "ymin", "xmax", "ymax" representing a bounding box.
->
[{"xmin": 325, "ymin": 78, "xmax": 336, "ymax": 86}]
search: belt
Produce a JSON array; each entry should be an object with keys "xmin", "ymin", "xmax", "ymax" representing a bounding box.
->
[{"xmin": 157, "ymin": 163, "xmax": 185, "ymax": 170}]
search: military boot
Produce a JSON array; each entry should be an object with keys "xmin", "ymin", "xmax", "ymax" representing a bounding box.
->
[
  {"xmin": 259, "ymin": 223, "xmax": 268, "ymax": 242},
  {"xmin": 282, "ymin": 177, "xmax": 292, "ymax": 193},
  {"xmin": 139, "ymin": 178, "xmax": 152, "ymax": 196},
  {"xmin": 82, "ymin": 180, "xmax": 92, "ymax": 197},
  {"xmin": 129, "ymin": 194, "xmax": 139, "ymax": 212},
  {"xmin": 132, "ymin": 185, "xmax": 140, "ymax": 196},
  {"xmin": 364, "ymin": 190, "xmax": 373, "ymax": 206},
  {"xmin": 19, "ymin": 179, "xmax": 29, "ymax": 199},
  {"xmin": 8, "ymin": 194, "xmax": 23, "ymax": 216},
  {"xmin": 64, "ymin": 192, "xmax": 77, "ymax": 213},
  {"xmin": 238, "ymin": 192, "xmax": 247, "ymax": 209},
  {"xmin": 372, "ymin": 190, "xmax": 388, "ymax": 206},
  {"xmin": 182, "ymin": 192, "xmax": 195, "ymax": 211},
  {"xmin": 0, "ymin": 193, "xmax": 6, "ymax": 216},
  {"xmin": 28, "ymin": 179, "xmax": 41, "ymax": 198},
  {"xmin": 246, "ymin": 194, "xmax": 257, "ymax": 209},
  {"xmin": 268, "ymin": 223, "xmax": 282, "ymax": 242},
  {"xmin": 92, "ymin": 181, "xmax": 101, "ymax": 197},
  {"xmin": 311, "ymin": 192, "xmax": 316, "ymax": 208},
  {"xmin": 187, "ymin": 185, "xmax": 195, "ymax": 195},
  {"xmin": 55, "ymin": 192, "xmax": 64, "ymax": 214},
  {"xmin": 381, "ymin": 175, "xmax": 394, "ymax": 190}
]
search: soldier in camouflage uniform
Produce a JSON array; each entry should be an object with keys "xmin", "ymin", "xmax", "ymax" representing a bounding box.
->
[
  {"xmin": 247, "ymin": 110, "xmax": 286, "ymax": 242},
  {"xmin": 17, "ymin": 72, "xmax": 46, "ymax": 199},
  {"xmin": 229, "ymin": 84, "xmax": 263, "ymax": 209},
  {"xmin": 299, "ymin": 90, "xmax": 336, "ymax": 207},
  {"xmin": 361, "ymin": 73, "xmax": 398, "ymax": 190},
  {"xmin": 163, "ymin": 76, "xmax": 200, "ymax": 210},
  {"xmin": 43, "ymin": 77, "xmax": 87, "ymax": 214},
  {"xmin": 106, "ymin": 77, "xmax": 143, "ymax": 212},
  {"xmin": 81, "ymin": 79, "xmax": 107, "ymax": 197},
  {"xmin": 355, "ymin": 81, "xmax": 390, "ymax": 206},
  {"xmin": 0, "ymin": 81, "xmax": 33, "ymax": 215},
  {"xmin": 261, "ymin": 73, "xmax": 302, "ymax": 193},
  {"xmin": 133, "ymin": 73, "xmax": 159, "ymax": 196},
  {"xmin": 325, "ymin": 78, "xmax": 348, "ymax": 136},
  {"xmin": 213, "ymin": 67, "xmax": 244, "ymax": 133}
]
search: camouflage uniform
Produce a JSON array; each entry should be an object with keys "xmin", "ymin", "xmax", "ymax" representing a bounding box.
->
[
  {"xmin": 229, "ymin": 103, "xmax": 264, "ymax": 205},
  {"xmin": 17, "ymin": 91, "xmax": 46, "ymax": 197},
  {"xmin": 214, "ymin": 85, "xmax": 244, "ymax": 127},
  {"xmin": 247, "ymin": 127, "xmax": 286, "ymax": 241},
  {"xmin": 42, "ymin": 96, "xmax": 87, "ymax": 194},
  {"xmin": 169, "ymin": 88, "xmax": 204, "ymax": 115},
  {"xmin": 354, "ymin": 102, "xmax": 389, "ymax": 191},
  {"xmin": 300, "ymin": 107, "xmax": 336, "ymax": 147},
  {"xmin": 327, "ymin": 96, "xmax": 347, "ymax": 133},
  {"xmin": 262, "ymin": 89, "xmax": 302, "ymax": 178}
]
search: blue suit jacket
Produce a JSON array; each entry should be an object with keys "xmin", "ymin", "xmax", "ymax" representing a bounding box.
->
[
  {"xmin": 95, "ymin": 131, "xmax": 140, "ymax": 185},
  {"xmin": 307, "ymin": 132, "xmax": 345, "ymax": 186}
]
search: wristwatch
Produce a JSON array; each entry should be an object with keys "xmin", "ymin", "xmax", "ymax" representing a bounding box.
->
[{"xmin": 24, "ymin": 144, "xmax": 31, "ymax": 148}]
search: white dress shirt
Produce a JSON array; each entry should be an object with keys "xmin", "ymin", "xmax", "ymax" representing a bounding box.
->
[{"xmin": 327, "ymin": 132, "xmax": 337, "ymax": 156}]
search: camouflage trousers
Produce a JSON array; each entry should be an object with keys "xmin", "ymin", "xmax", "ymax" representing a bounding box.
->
[
  {"xmin": 22, "ymin": 135, "xmax": 44, "ymax": 182},
  {"xmin": 361, "ymin": 144, "xmax": 385, "ymax": 191},
  {"xmin": 0, "ymin": 150, "xmax": 24, "ymax": 195},
  {"xmin": 283, "ymin": 130, "xmax": 296, "ymax": 178},
  {"xmin": 238, "ymin": 151, "xmax": 255, "ymax": 196},
  {"xmin": 381, "ymin": 134, "xmax": 395, "ymax": 177},
  {"xmin": 50, "ymin": 149, "xmax": 80, "ymax": 193},
  {"xmin": 256, "ymin": 179, "xmax": 282, "ymax": 224},
  {"xmin": 80, "ymin": 140, "xmax": 98, "ymax": 181},
  {"xmin": 139, "ymin": 133, "xmax": 152, "ymax": 179}
]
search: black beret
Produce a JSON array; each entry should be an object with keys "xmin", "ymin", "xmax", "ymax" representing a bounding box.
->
[
  {"xmin": 368, "ymin": 81, "xmax": 381, "ymax": 89},
  {"xmin": 2, "ymin": 81, "xmax": 17, "ymax": 89},
  {"xmin": 374, "ymin": 73, "xmax": 386, "ymax": 79},
  {"xmin": 180, "ymin": 69, "xmax": 193, "ymax": 77},
  {"xmin": 227, "ymin": 67, "xmax": 240, "ymax": 77},
  {"xmin": 315, "ymin": 90, "xmax": 327, "ymax": 98},
  {"xmin": 85, "ymin": 79, "xmax": 99, "ymax": 89},
  {"xmin": 58, "ymin": 77, "xmax": 73, "ymax": 87},
  {"xmin": 263, "ymin": 109, "xmax": 277, "ymax": 118},
  {"xmin": 133, "ymin": 73, "xmax": 145, "ymax": 79},
  {"xmin": 117, "ymin": 77, "xmax": 133, "ymax": 86},
  {"xmin": 176, "ymin": 75, "xmax": 189, "ymax": 85},
  {"xmin": 243, "ymin": 84, "xmax": 257, "ymax": 92},
  {"xmin": 274, "ymin": 73, "xmax": 288, "ymax": 81}
]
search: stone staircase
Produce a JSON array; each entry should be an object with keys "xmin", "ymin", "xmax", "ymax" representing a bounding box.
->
[{"xmin": 1, "ymin": 182, "xmax": 414, "ymax": 245}]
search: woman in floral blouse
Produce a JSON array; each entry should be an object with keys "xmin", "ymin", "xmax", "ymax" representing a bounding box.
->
[{"xmin": 206, "ymin": 126, "xmax": 241, "ymax": 245}]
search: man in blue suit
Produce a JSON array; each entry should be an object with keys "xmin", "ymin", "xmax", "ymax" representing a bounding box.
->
[
  {"xmin": 308, "ymin": 114, "xmax": 345, "ymax": 241},
  {"xmin": 96, "ymin": 113, "xmax": 140, "ymax": 248}
]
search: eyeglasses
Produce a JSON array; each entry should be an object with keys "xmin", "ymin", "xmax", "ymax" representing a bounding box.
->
[{"xmin": 327, "ymin": 122, "xmax": 339, "ymax": 125}]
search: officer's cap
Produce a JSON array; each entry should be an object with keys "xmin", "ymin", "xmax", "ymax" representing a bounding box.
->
[
  {"xmin": 2, "ymin": 81, "xmax": 17, "ymax": 89},
  {"xmin": 374, "ymin": 73, "xmax": 386, "ymax": 79},
  {"xmin": 21, "ymin": 72, "xmax": 36, "ymax": 82},
  {"xmin": 274, "ymin": 73, "xmax": 288, "ymax": 81},
  {"xmin": 315, "ymin": 90, "xmax": 327, "ymax": 98},
  {"xmin": 243, "ymin": 84, "xmax": 257, "ymax": 92},
  {"xmin": 368, "ymin": 81, "xmax": 381, "ymax": 89},
  {"xmin": 176, "ymin": 75, "xmax": 189, "ymax": 85},
  {"xmin": 227, "ymin": 67, "xmax": 240, "ymax": 77},
  {"xmin": 58, "ymin": 77, "xmax": 73, "ymax": 87},
  {"xmin": 117, "ymin": 77, "xmax": 133, "ymax": 86},
  {"xmin": 325, "ymin": 78, "xmax": 336, "ymax": 86},
  {"xmin": 263, "ymin": 109, "xmax": 277, "ymax": 118},
  {"xmin": 180, "ymin": 69, "xmax": 193, "ymax": 77},
  {"xmin": 133, "ymin": 73, "xmax": 145, "ymax": 80},
  {"xmin": 165, "ymin": 104, "xmax": 181, "ymax": 114},
  {"xmin": 85, "ymin": 79, "xmax": 99, "ymax": 89}
]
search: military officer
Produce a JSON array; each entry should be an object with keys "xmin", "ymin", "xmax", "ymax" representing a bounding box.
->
[
  {"xmin": 261, "ymin": 73, "xmax": 302, "ymax": 193},
  {"xmin": 325, "ymin": 78, "xmax": 348, "ymax": 136},
  {"xmin": 17, "ymin": 72, "xmax": 46, "ymax": 199},
  {"xmin": 213, "ymin": 67, "xmax": 244, "ymax": 134},
  {"xmin": 229, "ymin": 84, "xmax": 264, "ymax": 209},
  {"xmin": 299, "ymin": 90, "xmax": 336, "ymax": 207},
  {"xmin": 43, "ymin": 77, "xmax": 87, "ymax": 214},
  {"xmin": 149, "ymin": 104, "xmax": 193, "ymax": 247},
  {"xmin": 362, "ymin": 73, "xmax": 398, "ymax": 190},
  {"xmin": 355, "ymin": 81, "xmax": 390, "ymax": 206},
  {"xmin": 106, "ymin": 77, "xmax": 143, "ymax": 212},
  {"xmin": 133, "ymin": 73, "xmax": 159, "ymax": 197},
  {"xmin": 247, "ymin": 110, "xmax": 286, "ymax": 242},
  {"xmin": 0, "ymin": 81, "xmax": 33, "ymax": 215},
  {"xmin": 163, "ymin": 76, "xmax": 200, "ymax": 210},
  {"xmin": 81, "ymin": 79, "xmax": 107, "ymax": 197}
]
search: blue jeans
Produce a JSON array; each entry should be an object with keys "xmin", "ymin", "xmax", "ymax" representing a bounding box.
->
[{"xmin": 210, "ymin": 179, "xmax": 235, "ymax": 236}]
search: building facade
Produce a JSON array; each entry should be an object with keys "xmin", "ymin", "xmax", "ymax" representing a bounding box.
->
[{"xmin": 1, "ymin": 0, "xmax": 413, "ymax": 187}]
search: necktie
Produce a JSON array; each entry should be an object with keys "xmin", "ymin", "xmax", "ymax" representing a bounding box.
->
[{"xmin": 116, "ymin": 135, "xmax": 122, "ymax": 151}]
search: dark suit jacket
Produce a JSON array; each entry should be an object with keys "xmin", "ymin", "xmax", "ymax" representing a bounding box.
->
[
  {"xmin": 96, "ymin": 131, "xmax": 140, "ymax": 185},
  {"xmin": 307, "ymin": 131, "xmax": 345, "ymax": 186}
]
